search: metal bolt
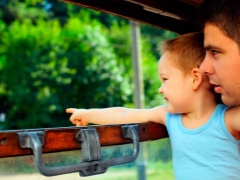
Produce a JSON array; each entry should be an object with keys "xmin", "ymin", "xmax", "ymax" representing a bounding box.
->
[
  {"xmin": 0, "ymin": 138, "xmax": 8, "ymax": 145},
  {"xmin": 21, "ymin": 139, "xmax": 26, "ymax": 145},
  {"xmin": 76, "ymin": 132, "xmax": 82, "ymax": 141},
  {"xmin": 93, "ymin": 164, "xmax": 99, "ymax": 171}
]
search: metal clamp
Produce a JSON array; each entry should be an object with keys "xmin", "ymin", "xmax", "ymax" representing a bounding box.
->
[{"xmin": 17, "ymin": 125, "xmax": 139, "ymax": 177}]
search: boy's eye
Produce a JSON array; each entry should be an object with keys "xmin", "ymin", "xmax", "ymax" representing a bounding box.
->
[{"xmin": 162, "ymin": 78, "xmax": 168, "ymax": 81}]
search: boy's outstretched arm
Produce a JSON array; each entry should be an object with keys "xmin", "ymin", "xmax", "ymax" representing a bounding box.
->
[{"xmin": 66, "ymin": 106, "xmax": 167, "ymax": 126}]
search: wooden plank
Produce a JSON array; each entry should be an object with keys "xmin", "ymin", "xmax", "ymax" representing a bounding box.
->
[
  {"xmin": 62, "ymin": 0, "xmax": 200, "ymax": 34},
  {"xmin": 0, "ymin": 122, "xmax": 168, "ymax": 158}
]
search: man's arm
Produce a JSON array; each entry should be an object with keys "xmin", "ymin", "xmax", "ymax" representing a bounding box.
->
[{"xmin": 225, "ymin": 105, "xmax": 240, "ymax": 140}]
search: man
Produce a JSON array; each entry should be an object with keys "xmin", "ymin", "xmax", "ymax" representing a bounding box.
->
[{"xmin": 199, "ymin": 0, "xmax": 240, "ymax": 106}]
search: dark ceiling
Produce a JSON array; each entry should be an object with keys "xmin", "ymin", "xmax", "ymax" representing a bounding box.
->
[{"xmin": 63, "ymin": 0, "xmax": 206, "ymax": 34}]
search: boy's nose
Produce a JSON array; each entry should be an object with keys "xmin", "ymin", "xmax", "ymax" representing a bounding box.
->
[{"xmin": 158, "ymin": 86, "xmax": 163, "ymax": 94}]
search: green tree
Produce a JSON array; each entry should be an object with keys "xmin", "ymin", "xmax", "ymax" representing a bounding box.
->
[
  {"xmin": 0, "ymin": 0, "xmax": 46, "ymax": 25},
  {"xmin": 0, "ymin": 18, "xmax": 131, "ymax": 129}
]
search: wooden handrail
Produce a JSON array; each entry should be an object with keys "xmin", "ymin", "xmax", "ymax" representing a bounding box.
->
[{"xmin": 0, "ymin": 122, "xmax": 168, "ymax": 158}]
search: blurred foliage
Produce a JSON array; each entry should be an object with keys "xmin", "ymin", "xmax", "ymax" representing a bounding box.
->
[
  {"xmin": 0, "ymin": 17, "xmax": 132, "ymax": 129},
  {"xmin": 0, "ymin": 0, "xmax": 47, "ymax": 24}
]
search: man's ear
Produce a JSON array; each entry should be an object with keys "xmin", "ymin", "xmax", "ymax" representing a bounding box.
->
[{"xmin": 191, "ymin": 68, "xmax": 203, "ymax": 90}]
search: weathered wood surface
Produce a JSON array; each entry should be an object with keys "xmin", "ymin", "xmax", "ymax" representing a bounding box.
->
[
  {"xmin": 62, "ymin": 0, "xmax": 200, "ymax": 34},
  {"xmin": 0, "ymin": 122, "xmax": 168, "ymax": 158}
]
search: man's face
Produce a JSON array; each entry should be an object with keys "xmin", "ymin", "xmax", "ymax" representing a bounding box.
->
[{"xmin": 200, "ymin": 23, "xmax": 240, "ymax": 106}]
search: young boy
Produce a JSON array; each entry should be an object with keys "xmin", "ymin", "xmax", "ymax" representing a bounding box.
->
[{"xmin": 66, "ymin": 32, "xmax": 240, "ymax": 179}]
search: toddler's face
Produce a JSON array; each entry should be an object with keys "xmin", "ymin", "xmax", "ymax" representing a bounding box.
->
[{"xmin": 158, "ymin": 52, "xmax": 193, "ymax": 114}]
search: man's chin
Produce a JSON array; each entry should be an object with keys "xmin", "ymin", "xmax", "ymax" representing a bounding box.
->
[{"xmin": 221, "ymin": 95, "xmax": 240, "ymax": 107}]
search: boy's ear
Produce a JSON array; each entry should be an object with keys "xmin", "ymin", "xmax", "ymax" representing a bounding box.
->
[{"xmin": 191, "ymin": 68, "xmax": 203, "ymax": 90}]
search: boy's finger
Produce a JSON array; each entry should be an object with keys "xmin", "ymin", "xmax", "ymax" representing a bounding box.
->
[
  {"xmin": 71, "ymin": 120, "xmax": 76, "ymax": 124},
  {"xmin": 70, "ymin": 116, "xmax": 77, "ymax": 123},
  {"xmin": 76, "ymin": 121, "xmax": 82, "ymax": 126},
  {"xmin": 66, "ymin": 108, "xmax": 77, "ymax": 113}
]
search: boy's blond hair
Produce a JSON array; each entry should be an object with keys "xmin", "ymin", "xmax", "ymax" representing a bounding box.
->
[{"xmin": 160, "ymin": 32, "xmax": 205, "ymax": 75}]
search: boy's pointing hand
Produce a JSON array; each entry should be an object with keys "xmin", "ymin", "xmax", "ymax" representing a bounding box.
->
[{"xmin": 66, "ymin": 108, "xmax": 89, "ymax": 126}]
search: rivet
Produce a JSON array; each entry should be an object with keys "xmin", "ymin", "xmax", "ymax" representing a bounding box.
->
[{"xmin": 0, "ymin": 138, "xmax": 8, "ymax": 145}]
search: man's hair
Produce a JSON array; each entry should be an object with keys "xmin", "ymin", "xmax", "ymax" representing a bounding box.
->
[
  {"xmin": 159, "ymin": 32, "xmax": 205, "ymax": 75},
  {"xmin": 198, "ymin": 0, "xmax": 240, "ymax": 46}
]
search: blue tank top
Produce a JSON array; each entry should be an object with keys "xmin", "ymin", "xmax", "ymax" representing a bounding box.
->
[{"xmin": 166, "ymin": 104, "xmax": 240, "ymax": 180}]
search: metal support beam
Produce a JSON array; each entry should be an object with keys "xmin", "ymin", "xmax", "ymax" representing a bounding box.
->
[{"xmin": 131, "ymin": 20, "xmax": 147, "ymax": 180}]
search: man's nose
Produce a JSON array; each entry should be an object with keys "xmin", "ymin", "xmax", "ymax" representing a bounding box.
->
[{"xmin": 199, "ymin": 54, "xmax": 215, "ymax": 75}]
